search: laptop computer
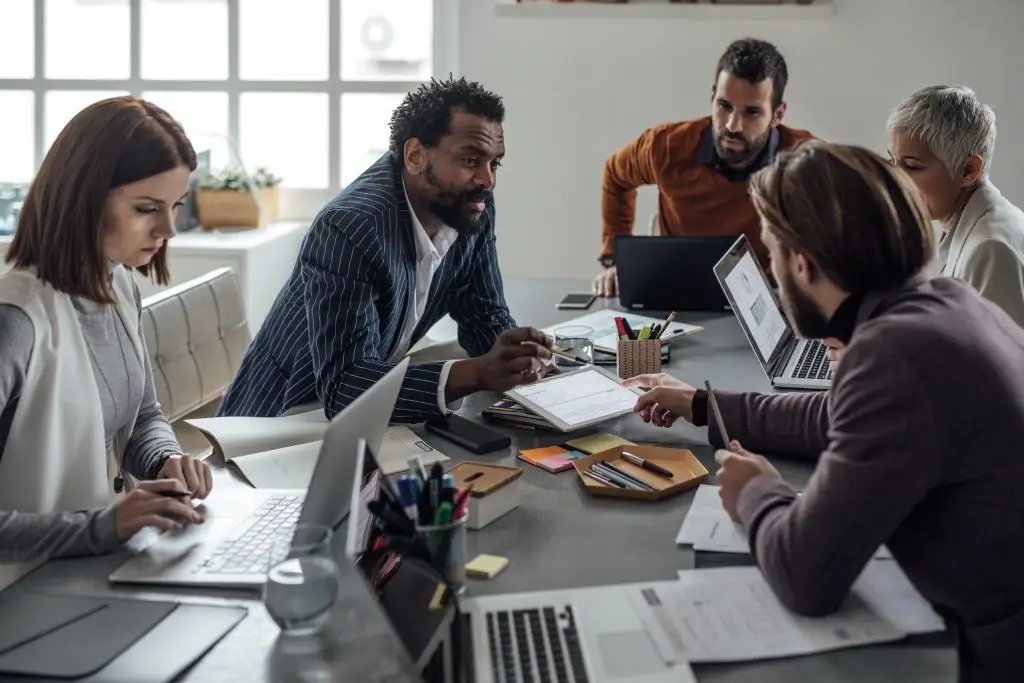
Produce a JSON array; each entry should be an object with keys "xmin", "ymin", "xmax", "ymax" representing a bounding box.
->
[
  {"xmin": 614, "ymin": 235, "xmax": 735, "ymax": 312},
  {"xmin": 108, "ymin": 358, "xmax": 410, "ymax": 588},
  {"xmin": 345, "ymin": 441, "xmax": 695, "ymax": 683},
  {"xmin": 713, "ymin": 236, "xmax": 831, "ymax": 390}
]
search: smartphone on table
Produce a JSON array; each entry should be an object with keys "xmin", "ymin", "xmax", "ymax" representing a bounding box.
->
[{"xmin": 556, "ymin": 293, "xmax": 596, "ymax": 310}]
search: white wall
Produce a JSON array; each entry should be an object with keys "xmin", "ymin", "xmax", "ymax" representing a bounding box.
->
[{"xmin": 458, "ymin": 0, "xmax": 1024, "ymax": 280}]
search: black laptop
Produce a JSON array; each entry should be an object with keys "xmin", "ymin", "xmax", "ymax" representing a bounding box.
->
[{"xmin": 614, "ymin": 235, "xmax": 735, "ymax": 311}]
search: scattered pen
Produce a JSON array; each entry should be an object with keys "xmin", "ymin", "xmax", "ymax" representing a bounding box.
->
[
  {"xmin": 621, "ymin": 451, "xmax": 674, "ymax": 479},
  {"xmin": 704, "ymin": 380, "xmax": 731, "ymax": 445}
]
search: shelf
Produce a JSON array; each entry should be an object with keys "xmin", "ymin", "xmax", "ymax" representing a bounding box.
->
[{"xmin": 495, "ymin": 0, "xmax": 836, "ymax": 20}]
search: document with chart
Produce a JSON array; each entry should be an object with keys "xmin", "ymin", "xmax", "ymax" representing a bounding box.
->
[
  {"xmin": 676, "ymin": 484, "xmax": 892, "ymax": 559},
  {"xmin": 626, "ymin": 561, "xmax": 943, "ymax": 664},
  {"xmin": 505, "ymin": 367, "xmax": 641, "ymax": 432}
]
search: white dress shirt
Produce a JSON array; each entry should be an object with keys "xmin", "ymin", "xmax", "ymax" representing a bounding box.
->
[{"xmin": 389, "ymin": 184, "xmax": 460, "ymax": 413}]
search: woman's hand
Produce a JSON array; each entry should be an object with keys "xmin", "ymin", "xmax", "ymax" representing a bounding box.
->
[
  {"xmin": 623, "ymin": 373, "xmax": 698, "ymax": 427},
  {"xmin": 114, "ymin": 479, "xmax": 205, "ymax": 541},
  {"xmin": 157, "ymin": 454, "xmax": 214, "ymax": 499}
]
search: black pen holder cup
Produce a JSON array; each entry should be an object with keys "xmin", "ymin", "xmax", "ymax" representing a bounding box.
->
[
  {"xmin": 415, "ymin": 515, "xmax": 468, "ymax": 595},
  {"xmin": 616, "ymin": 339, "xmax": 663, "ymax": 380}
]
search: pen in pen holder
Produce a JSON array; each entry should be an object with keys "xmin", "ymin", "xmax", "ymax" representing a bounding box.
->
[
  {"xmin": 415, "ymin": 514, "xmax": 468, "ymax": 595},
  {"xmin": 616, "ymin": 339, "xmax": 663, "ymax": 380}
]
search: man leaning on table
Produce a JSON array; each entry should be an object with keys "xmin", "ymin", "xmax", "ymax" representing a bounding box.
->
[
  {"xmin": 218, "ymin": 76, "xmax": 552, "ymax": 423},
  {"xmin": 626, "ymin": 141, "xmax": 1024, "ymax": 682},
  {"xmin": 593, "ymin": 37, "xmax": 814, "ymax": 296}
]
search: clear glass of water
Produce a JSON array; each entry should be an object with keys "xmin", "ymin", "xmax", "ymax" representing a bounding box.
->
[
  {"xmin": 263, "ymin": 524, "xmax": 339, "ymax": 636},
  {"xmin": 553, "ymin": 325, "xmax": 595, "ymax": 370}
]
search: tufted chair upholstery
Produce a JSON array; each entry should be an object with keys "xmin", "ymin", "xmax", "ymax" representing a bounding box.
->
[{"xmin": 140, "ymin": 268, "xmax": 251, "ymax": 423}]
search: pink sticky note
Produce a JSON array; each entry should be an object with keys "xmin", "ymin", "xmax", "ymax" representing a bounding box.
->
[{"xmin": 539, "ymin": 455, "xmax": 573, "ymax": 473}]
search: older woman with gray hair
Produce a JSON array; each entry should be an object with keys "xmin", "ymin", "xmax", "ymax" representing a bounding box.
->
[{"xmin": 887, "ymin": 85, "xmax": 1024, "ymax": 326}]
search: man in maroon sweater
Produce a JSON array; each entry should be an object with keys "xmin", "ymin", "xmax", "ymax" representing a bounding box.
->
[{"xmin": 627, "ymin": 141, "xmax": 1024, "ymax": 683}]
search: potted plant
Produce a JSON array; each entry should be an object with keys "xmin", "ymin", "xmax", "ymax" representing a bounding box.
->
[{"xmin": 194, "ymin": 166, "xmax": 283, "ymax": 230}]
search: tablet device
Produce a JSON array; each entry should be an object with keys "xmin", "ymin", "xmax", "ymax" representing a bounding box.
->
[{"xmin": 504, "ymin": 367, "xmax": 641, "ymax": 433}]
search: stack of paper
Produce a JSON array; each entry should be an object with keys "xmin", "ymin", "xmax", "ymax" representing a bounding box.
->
[
  {"xmin": 626, "ymin": 560, "xmax": 945, "ymax": 665},
  {"xmin": 186, "ymin": 410, "xmax": 448, "ymax": 489},
  {"xmin": 676, "ymin": 484, "xmax": 893, "ymax": 559}
]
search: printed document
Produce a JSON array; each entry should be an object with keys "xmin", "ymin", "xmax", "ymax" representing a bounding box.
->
[
  {"xmin": 506, "ymin": 367, "xmax": 640, "ymax": 431},
  {"xmin": 628, "ymin": 561, "xmax": 934, "ymax": 664},
  {"xmin": 676, "ymin": 484, "xmax": 892, "ymax": 559}
]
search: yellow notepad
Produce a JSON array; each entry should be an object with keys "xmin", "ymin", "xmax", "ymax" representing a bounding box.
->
[
  {"xmin": 466, "ymin": 554, "xmax": 510, "ymax": 579},
  {"xmin": 565, "ymin": 433, "xmax": 635, "ymax": 455}
]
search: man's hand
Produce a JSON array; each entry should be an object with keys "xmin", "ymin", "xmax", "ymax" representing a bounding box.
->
[
  {"xmin": 623, "ymin": 373, "xmax": 697, "ymax": 427},
  {"xmin": 447, "ymin": 328, "xmax": 553, "ymax": 401},
  {"xmin": 715, "ymin": 441, "xmax": 781, "ymax": 522},
  {"xmin": 158, "ymin": 454, "xmax": 214, "ymax": 499},
  {"xmin": 823, "ymin": 336, "xmax": 846, "ymax": 373},
  {"xmin": 114, "ymin": 479, "xmax": 205, "ymax": 541},
  {"xmin": 592, "ymin": 266, "xmax": 618, "ymax": 297}
]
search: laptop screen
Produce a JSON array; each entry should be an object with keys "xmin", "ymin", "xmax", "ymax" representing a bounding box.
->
[{"xmin": 713, "ymin": 236, "xmax": 794, "ymax": 371}]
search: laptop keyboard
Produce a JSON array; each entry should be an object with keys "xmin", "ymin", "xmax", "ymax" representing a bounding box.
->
[
  {"xmin": 486, "ymin": 605, "xmax": 589, "ymax": 683},
  {"xmin": 192, "ymin": 494, "xmax": 304, "ymax": 575},
  {"xmin": 792, "ymin": 340, "xmax": 832, "ymax": 381}
]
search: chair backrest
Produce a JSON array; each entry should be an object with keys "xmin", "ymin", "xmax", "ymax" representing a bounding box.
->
[{"xmin": 140, "ymin": 267, "xmax": 251, "ymax": 423}]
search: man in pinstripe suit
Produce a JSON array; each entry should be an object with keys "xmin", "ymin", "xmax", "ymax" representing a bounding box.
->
[{"xmin": 219, "ymin": 76, "xmax": 552, "ymax": 423}]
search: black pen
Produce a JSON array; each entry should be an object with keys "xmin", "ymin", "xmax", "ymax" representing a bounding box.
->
[
  {"xmin": 704, "ymin": 380, "xmax": 731, "ymax": 445},
  {"xmin": 160, "ymin": 490, "xmax": 193, "ymax": 499},
  {"xmin": 599, "ymin": 462, "xmax": 657, "ymax": 491}
]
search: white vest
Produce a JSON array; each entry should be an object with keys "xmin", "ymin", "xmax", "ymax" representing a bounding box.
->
[{"xmin": 0, "ymin": 266, "xmax": 143, "ymax": 590}]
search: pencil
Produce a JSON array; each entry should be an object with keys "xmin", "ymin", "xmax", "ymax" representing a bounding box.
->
[{"xmin": 550, "ymin": 347, "xmax": 590, "ymax": 365}]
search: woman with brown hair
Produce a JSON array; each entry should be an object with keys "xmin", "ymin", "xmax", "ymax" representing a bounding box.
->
[{"xmin": 0, "ymin": 96, "xmax": 213, "ymax": 588}]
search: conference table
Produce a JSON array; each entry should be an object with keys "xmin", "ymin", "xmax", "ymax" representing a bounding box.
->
[{"xmin": 4, "ymin": 277, "xmax": 957, "ymax": 682}]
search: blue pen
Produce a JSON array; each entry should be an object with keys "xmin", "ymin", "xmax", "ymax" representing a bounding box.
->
[
  {"xmin": 442, "ymin": 474, "xmax": 455, "ymax": 490},
  {"xmin": 396, "ymin": 475, "xmax": 419, "ymax": 520}
]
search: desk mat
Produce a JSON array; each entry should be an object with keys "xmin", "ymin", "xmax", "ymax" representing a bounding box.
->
[
  {"xmin": 0, "ymin": 600, "xmax": 247, "ymax": 683},
  {"xmin": 0, "ymin": 594, "xmax": 108, "ymax": 655}
]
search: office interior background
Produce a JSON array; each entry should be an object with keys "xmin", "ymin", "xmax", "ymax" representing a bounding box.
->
[{"xmin": 0, "ymin": 0, "xmax": 1022, "ymax": 284}]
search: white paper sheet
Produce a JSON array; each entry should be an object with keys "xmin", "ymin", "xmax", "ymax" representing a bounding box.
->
[
  {"xmin": 628, "ymin": 564, "xmax": 909, "ymax": 664},
  {"xmin": 222, "ymin": 426, "xmax": 449, "ymax": 489},
  {"xmin": 507, "ymin": 367, "xmax": 640, "ymax": 431},
  {"xmin": 541, "ymin": 310, "xmax": 703, "ymax": 353},
  {"xmin": 184, "ymin": 415, "xmax": 329, "ymax": 462},
  {"xmin": 676, "ymin": 484, "xmax": 893, "ymax": 559}
]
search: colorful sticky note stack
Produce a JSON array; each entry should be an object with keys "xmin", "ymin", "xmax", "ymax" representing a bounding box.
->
[{"xmin": 518, "ymin": 445, "xmax": 585, "ymax": 472}]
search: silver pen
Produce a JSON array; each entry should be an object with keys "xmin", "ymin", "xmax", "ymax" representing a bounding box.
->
[{"xmin": 704, "ymin": 380, "xmax": 731, "ymax": 445}]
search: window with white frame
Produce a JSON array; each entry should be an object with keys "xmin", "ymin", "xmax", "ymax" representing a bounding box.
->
[{"xmin": 0, "ymin": 0, "xmax": 452, "ymax": 233}]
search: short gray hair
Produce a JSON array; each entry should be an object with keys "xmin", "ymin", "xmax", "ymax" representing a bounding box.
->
[{"xmin": 886, "ymin": 85, "xmax": 997, "ymax": 180}]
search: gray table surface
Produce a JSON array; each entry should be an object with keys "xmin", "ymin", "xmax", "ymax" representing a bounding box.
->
[{"xmin": 3, "ymin": 277, "xmax": 957, "ymax": 682}]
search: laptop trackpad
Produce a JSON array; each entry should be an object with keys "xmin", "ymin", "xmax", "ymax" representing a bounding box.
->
[{"xmin": 598, "ymin": 631, "xmax": 667, "ymax": 679}]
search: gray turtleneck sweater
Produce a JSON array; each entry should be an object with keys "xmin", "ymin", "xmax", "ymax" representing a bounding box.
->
[{"xmin": 0, "ymin": 279, "xmax": 183, "ymax": 563}]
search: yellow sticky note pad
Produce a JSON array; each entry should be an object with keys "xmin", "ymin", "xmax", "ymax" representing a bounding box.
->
[
  {"xmin": 466, "ymin": 554, "xmax": 510, "ymax": 579},
  {"xmin": 566, "ymin": 433, "xmax": 635, "ymax": 455},
  {"xmin": 428, "ymin": 582, "xmax": 447, "ymax": 610}
]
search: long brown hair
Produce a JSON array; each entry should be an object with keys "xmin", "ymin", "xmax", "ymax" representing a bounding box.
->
[
  {"xmin": 750, "ymin": 140, "xmax": 934, "ymax": 293},
  {"xmin": 7, "ymin": 96, "xmax": 197, "ymax": 303}
]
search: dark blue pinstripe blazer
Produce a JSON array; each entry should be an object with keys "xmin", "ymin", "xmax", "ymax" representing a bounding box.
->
[{"xmin": 218, "ymin": 154, "xmax": 516, "ymax": 422}]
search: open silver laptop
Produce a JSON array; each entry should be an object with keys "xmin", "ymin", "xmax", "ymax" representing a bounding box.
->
[
  {"xmin": 344, "ymin": 441, "xmax": 695, "ymax": 683},
  {"xmin": 108, "ymin": 358, "xmax": 410, "ymax": 588},
  {"xmin": 714, "ymin": 236, "xmax": 831, "ymax": 390}
]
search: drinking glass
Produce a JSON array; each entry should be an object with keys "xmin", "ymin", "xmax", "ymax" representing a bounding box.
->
[
  {"xmin": 553, "ymin": 324, "xmax": 595, "ymax": 369},
  {"xmin": 262, "ymin": 524, "xmax": 339, "ymax": 636}
]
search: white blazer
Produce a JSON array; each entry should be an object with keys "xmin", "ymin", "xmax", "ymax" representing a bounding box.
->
[{"xmin": 937, "ymin": 180, "xmax": 1024, "ymax": 328}]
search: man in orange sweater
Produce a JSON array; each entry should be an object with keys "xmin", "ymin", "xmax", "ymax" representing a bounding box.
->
[{"xmin": 594, "ymin": 38, "xmax": 815, "ymax": 296}]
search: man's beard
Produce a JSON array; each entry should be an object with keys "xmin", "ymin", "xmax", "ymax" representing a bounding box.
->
[
  {"xmin": 780, "ymin": 270, "xmax": 831, "ymax": 339},
  {"xmin": 425, "ymin": 166, "xmax": 491, "ymax": 234},
  {"xmin": 714, "ymin": 126, "xmax": 772, "ymax": 167}
]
